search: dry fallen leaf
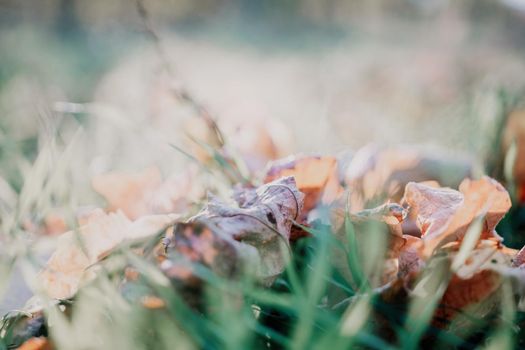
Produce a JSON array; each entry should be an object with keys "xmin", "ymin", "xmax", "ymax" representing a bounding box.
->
[
  {"xmin": 378, "ymin": 177, "xmax": 519, "ymax": 328},
  {"xmin": 402, "ymin": 177, "xmax": 511, "ymax": 257},
  {"xmin": 402, "ymin": 182, "xmax": 464, "ymax": 247},
  {"xmin": 458, "ymin": 178, "xmax": 511, "ymax": 239},
  {"xmin": 92, "ymin": 167, "xmax": 162, "ymax": 220},
  {"xmin": 376, "ymin": 238, "xmax": 521, "ymax": 332},
  {"xmin": 92, "ymin": 165, "xmax": 203, "ymax": 220},
  {"xmin": 363, "ymin": 175, "xmax": 524, "ymax": 332},
  {"xmin": 163, "ymin": 176, "xmax": 304, "ymax": 291},
  {"xmin": 13, "ymin": 135, "xmax": 525, "ymax": 346},
  {"xmin": 264, "ymin": 155, "xmax": 343, "ymax": 222},
  {"xmin": 401, "ymin": 177, "xmax": 515, "ymax": 322},
  {"xmin": 39, "ymin": 209, "xmax": 178, "ymax": 299},
  {"xmin": 434, "ymin": 239, "xmax": 517, "ymax": 324}
]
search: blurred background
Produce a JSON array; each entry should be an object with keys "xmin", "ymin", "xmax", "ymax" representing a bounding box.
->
[
  {"xmin": 1, "ymin": 0, "xmax": 525, "ymax": 314},
  {"xmin": 2, "ymin": 0, "xmax": 525, "ymax": 172}
]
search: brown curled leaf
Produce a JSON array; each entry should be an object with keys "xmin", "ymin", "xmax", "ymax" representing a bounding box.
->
[
  {"xmin": 402, "ymin": 182, "xmax": 464, "ymax": 250},
  {"xmin": 164, "ymin": 222, "xmax": 247, "ymax": 282},
  {"xmin": 402, "ymin": 177, "xmax": 511, "ymax": 257},
  {"xmin": 161, "ymin": 222, "xmax": 247, "ymax": 309},
  {"xmin": 164, "ymin": 176, "xmax": 304, "ymax": 288},
  {"xmin": 458, "ymin": 177, "xmax": 511, "ymax": 239},
  {"xmin": 373, "ymin": 211, "xmax": 521, "ymax": 330},
  {"xmin": 264, "ymin": 155, "xmax": 343, "ymax": 221},
  {"xmin": 39, "ymin": 209, "xmax": 178, "ymax": 299},
  {"xmin": 396, "ymin": 178, "xmax": 513, "ymax": 325},
  {"xmin": 387, "ymin": 239, "xmax": 519, "ymax": 329},
  {"xmin": 92, "ymin": 166, "xmax": 203, "ymax": 220},
  {"xmin": 432, "ymin": 239, "xmax": 517, "ymax": 327}
]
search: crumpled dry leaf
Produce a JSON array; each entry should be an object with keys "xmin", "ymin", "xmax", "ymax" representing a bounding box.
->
[
  {"xmin": 402, "ymin": 182, "xmax": 464, "ymax": 244},
  {"xmin": 92, "ymin": 165, "xmax": 203, "ymax": 220},
  {"xmin": 364, "ymin": 177, "xmax": 525, "ymax": 332},
  {"xmin": 264, "ymin": 155, "xmax": 343, "ymax": 222},
  {"xmin": 376, "ymin": 238, "xmax": 521, "ymax": 333},
  {"xmin": 39, "ymin": 209, "xmax": 178, "ymax": 299},
  {"xmin": 458, "ymin": 178, "xmax": 512, "ymax": 238},
  {"xmin": 345, "ymin": 145, "xmax": 472, "ymax": 211},
  {"xmin": 402, "ymin": 176, "xmax": 511, "ymax": 257},
  {"xmin": 164, "ymin": 222, "xmax": 249, "ymax": 280},
  {"xmin": 163, "ymin": 176, "xmax": 304, "ymax": 287},
  {"xmin": 400, "ymin": 180, "xmax": 441, "ymax": 237},
  {"xmin": 434, "ymin": 239, "xmax": 517, "ymax": 323},
  {"xmin": 376, "ymin": 178, "xmax": 519, "ymax": 328}
]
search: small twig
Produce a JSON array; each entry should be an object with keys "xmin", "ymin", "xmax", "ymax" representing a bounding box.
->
[{"xmin": 135, "ymin": 0, "xmax": 224, "ymax": 146}]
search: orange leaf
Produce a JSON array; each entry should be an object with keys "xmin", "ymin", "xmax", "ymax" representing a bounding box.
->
[
  {"xmin": 92, "ymin": 166, "xmax": 203, "ymax": 219},
  {"xmin": 92, "ymin": 167, "xmax": 162, "ymax": 220},
  {"xmin": 435, "ymin": 239, "xmax": 516, "ymax": 325},
  {"xmin": 265, "ymin": 155, "xmax": 343, "ymax": 221},
  {"xmin": 18, "ymin": 337, "xmax": 52, "ymax": 350},
  {"xmin": 39, "ymin": 209, "xmax": 178, "ymax": 299},
  {"xmin": 402, "ymin": 177, "xmax": 511, "ymax": 257}
]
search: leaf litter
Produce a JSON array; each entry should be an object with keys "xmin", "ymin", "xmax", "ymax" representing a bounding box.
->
[{"xmin": 5, "ymin": 136, "xmax": 525, "ymax": 349}]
